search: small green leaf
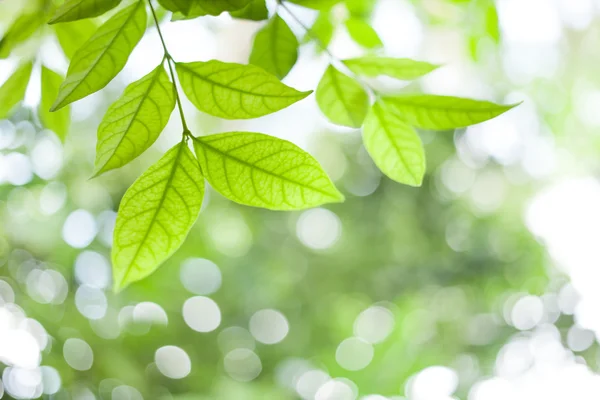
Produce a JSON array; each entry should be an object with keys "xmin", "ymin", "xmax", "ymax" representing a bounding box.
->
[
  {"xmin": 0, "ymin": 62, "xmax": 32, "ymax": 120},
  {"xmin": 363, "ymin": 101, "xmax": 425, "ymax": 186},
  {"xmin": 54, "ymin": 19, "xmax": 97, "ymax": 59},
  {"xmin": 51, "ymin": 1, "xmax": 147, "ymax": 111},
  {"xmin": 0, "ymin": 12, "xmax": 45, "ymax": 59},
  {"xmin": 193, "ymin": 132, "xmax": 344, "ymax": 210},
  {"xmin": 176, "ymin": 60, "xmax": 311, "ymax": 120},
  {"xmin": 250, "ymin": 15, "xmax": 298, "ymax": 79},
  {"xmin": 343, "ymin": 57, "xmax": 439, "ymax": 80},
  {"xmin": 346, "ymin": 0, "xmax": 376, "ymax": 19},
  {"xmin": 345, "ymin": 18, "xmax": 382, "ymax": 49},
  {"xmin": 230, "ymin": 0, "xmax": 268, "ymax": 20},
  {"xmin": 40, "ymin": 67, "xmax": 70, "ymax": 140},
  {"xmin": 383, "ymin": 94, "xmax": 519, "ymax": 130},
  {"xmin": 112, "ymin": 142, "xmax": 204, "ymax": 292},
  {"xmin": 48, "ymin": 0, "xmax": 122, "ymax": 24},
  {"xmin": 305, "ymin": 11, "xmax": 334, "ymax": 49},
  {"xmin": 316, "ymin": 65, "xmax": 369, "ymax": 128},
  {"xmin": 288, "ymin": 0, "xmax": 342, "ymax": 10},
  {"xmin": 94, "ymin": 66, "xmax": 176, "ymax": 176}
]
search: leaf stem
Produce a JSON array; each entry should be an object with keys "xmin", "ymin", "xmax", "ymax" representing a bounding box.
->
[{"xmin": 147, "ymin": 0, "xmax": 190, "ymax": 134}]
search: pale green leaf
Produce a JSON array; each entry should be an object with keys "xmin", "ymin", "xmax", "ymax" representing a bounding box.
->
[
  {"xmin": 288, "ymin": 0, "xmax": 342, "ymax": 10},
  {"xmin": 343, "ymin": 57, "xmax": 439, "ymax": 80},
  {"xmin": 0, "ymin": 62, "xmax": 32, "ymax": 120},
  {"xmin": 363, "ymin": 101, "xmax": 425, "ymax": 186},
  {"xmin": 305, "ymin": 11, "xmax": 334, "ymax": 49},
  {"xmin": 383, "ymin": 94, "xmax": 519, "ymax": 130},
  {"xmin": 40, "ymin": 67, "xmax": 70, "ymax": 140},
  {"xmin": 0, "ymin": 12, "xmax": 45, "ymax": 59},
  {"xmin": 179, "ymin": 0, "xmax": 251, "ymax": 17},
  {"xmin": 345, "ymin": 18, "xmax": 382, "ymax": 49},
  {"xmin": 316, "ymin": 65, "xmax": 369, "ymax": 128},
  {"xmin": 54, "ymin": 19, "xmax": 97, "ymax": 59},
  {"xmin": 112, "ymin": 142, "xmax": 204, "ymax": 292},
  {"xmin": 230, "ymin": 0, "xmax": 268, "ymax": 21},
  {"xmin": 48, "ymin": 0, "xmax": 122, "ymax": 24},
  {"xmin": 176, "ymin": 60, "xmax": 311, "ymax": 119},
  {"xmin": 51, "ymin": 1, "xmax": 147, "ymax": 111},
  {"xmin": 193, "ymin": 132, "xmax": 344, "ymax": 210},
  {"xmin": 250, "ymin": 15, "xmax": 298, "ymax": 79},
  {"xmin": 94, "ymin": 66, "xmax": 176, "ymax": 176}
]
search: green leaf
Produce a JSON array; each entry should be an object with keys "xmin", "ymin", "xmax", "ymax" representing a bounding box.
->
[
  {"xmin": 0, "ymin": 12, "xmax": 45, "ymax": 59},
  {"xmin": 383, "ymin": 94, "xmax": 519, "ymax": 130},
  {"xmin": 345, "ymin": 18, "xmax": 382, "ymax": 49},
  {"xmin": 51, "ymin": 1, "xmax": 147, "ymax": 111},
  {"xmin": 343, "ymin": 57, "xmax": 439, "ymax": 80},
  {"xmin": 112, "ymin": 142, "xmax": 205, "ymax": 292},
  {"xmin": 250, "ymin": 15, "xmax": 298, "ymax": 79},
  {"xmin": 305, "ymin": 11, "xmax": 334, "ymax": 49},
  {"xmin": 316, "ymin": 65, "xmax": 369, "ymax": 128},
  {"xmin": 363, "ymin": 101, "xmax": 425, "ymax": 186},
  {"xmin": 176, "ymin": 60, "xmax": 311, "ymax": 119},
  {"xmin": 54, "ymin": 19, "xmax": 97, "ymax": 59},
  {"xmin": 94, "ymin": 66, "xmax": 176, "ymax": 176},
  {"xmin": 230, "ymin": 0, "xmax": 268, "ymax": 21},
  {"xmin": 157, "ymin": 0, "xmax": 191, "ymax": 14},
  {"xmin": 346, "ymin": 0, "xmax": 376, "ymax": 19},
  {"xmin": 48, "ymin": 0, "xmax": 122, "ymax": 24},
  {"xmin": 193, "ymin": 132, "xmax": 344, "ymax": 210},
  {"xmin": 288, "ymin": 0, "xmax": 342, "ymax": 10},
  {"xmin": 40, "ymin": 67, "xmax": 70, "ymax": 140},
  {"xmin": 0, "ymin": 62, "xmax": 32, "ymax": 120},
  {"xmin": 181, "ymin": 0, "xmax": 251, "ymax": 17}
]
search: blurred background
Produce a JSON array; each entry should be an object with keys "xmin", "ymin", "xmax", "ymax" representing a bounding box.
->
[{"xmin": 0, "ymin": 0, "xmax": 598, "ymax": 398}]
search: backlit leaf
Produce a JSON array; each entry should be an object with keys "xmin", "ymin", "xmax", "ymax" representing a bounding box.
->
[
  {"xmin": 112, "ymin": 142, "xmax": 204, "ymax": 292},
  {"xmin": 250, "ymin": 15, "xmax": 298, "ymax": 79},
  {"xmin": 0, "ymin": 62, "xmax": 32, "ymax": 120},
  {"xmin": 157, "ymin": 0, "xmax": 191, "ymax": 14},
  {"xmin": 193, "ymin": 132, "xmax": 344, "ymax": 210},
  {"xmin": 305, "ymin": 11, "xmax": 334, "ymax": 49},
  {"xmin": 54, "ymin": 19, "xmax": 97, "ymax": 59},
  {"xmin": 176, "ymin": 60, "xmax": 311, "ymax": 119},
  {"xmin": 94, "ymin": 66, "xmax": 176, "ymax": 176},
  {"xmin": 40, "ymin": 67, "xmax": 70, "ymax": 140},
  {"xmin": 345, "ymin": 18, "xmax": 382, "ymax": 49},
  {"xmin": 0, "ymin": 12, "xmax": 45, "ymax": 59},
  {"xmin": 363, "ymin": 101, "xmax": 425, "ymax": 186},
  {"xmin": 343, "ymin": 57, "xmax": 439, "ymax": 80},
  {"xmin": 288, "ymin": 0, "xmax": 342, "ymax": 10},
  {"xmin": 230, "ymin": 0, "xmax": 268, "ymax": 21},
  {"xmin": 179, "ymin": 0, "xmax": 251, "ymax": 17},
  {"xmin": 316, "ymin": 65, "xmax": 369, "ymax": 128},
  {"xmin": 51, "ymin": 1, "xmax": 147, "ymax": 111},
  {"xmin": 383, "ymin": 94, "xmax": 519, "ymax": 130},
  {"xmin": 48, "ymin": 0, "xmax": 122, "ymax": 24}
]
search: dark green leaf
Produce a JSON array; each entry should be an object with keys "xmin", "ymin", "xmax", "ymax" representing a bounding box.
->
[
  {"xmin": 250, "ymin": 15, "xmax": 298, "ymax": 79},
  {"xmin": 230, "ymin": 0, "xmax": 268, "ymax": 21},
  {"xmin": 48, "ymin": 0, "xmax": 122, "ymax": 24}
]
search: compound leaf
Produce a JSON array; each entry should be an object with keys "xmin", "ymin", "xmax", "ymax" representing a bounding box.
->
[
  {"xmin": 48, "ymin": 0, "xmax": 122, "ymax": 24},
  {"xmin": 112, "ymin": 142, "xmax": 204, "ymax": 292},
  {"xmin": 40, "ymin": 67, "xmax": 70, "ymax": 140},
  {"xmin": 316, "ymin": 65, "xmax": 369, "ymax": 128},
  {"xmin": 0, "ymin": 62, "xmax": 32, "ymax": 120},
  {"xmin": 383, "ymin": 94, "xmax": 519, "ymax": 130},
  {"xmin": 176, "ymin": 60, "xmax": 311, "ymax": 119},
  {"xmin": 363, "ymin": 101, "xmax": 425, "ymax": 186},
  {"xmin": 193, "ymin": 132, "xmax": 344, "ymax": 210},
  {"xmin": 94, "ymin": 65, "xmax": 176, "ymax": 176},
  {"xmin": 343, "ymin": 57, "xmax": 439, "ymax": 80},
  {"xmin": 51, "ymin": 1, "xmax": 147, "ymax": 111},
  {"xmin": 250, "ymin": 15, "xmax": 298, "ymax": 79}
]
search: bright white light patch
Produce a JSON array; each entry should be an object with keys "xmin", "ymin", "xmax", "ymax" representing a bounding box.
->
[
  {"xmin": 155, "ymin": 346, "xmax": 191, "ymax": 379},
  {"xmin": 249, "ymin": 309, "xmax": 289, "ymax": 344}
]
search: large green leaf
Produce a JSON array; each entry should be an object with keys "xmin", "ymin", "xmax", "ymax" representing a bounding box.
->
[
  {"xmin": 363, "ymin": 101, "xmax": 425, "ymax": 186},
  {"xmin": 112, "ymin": 142, "xmax": 204, "ymax": 292},
  {"xmin": 383, "ymin": 94, "xmax": 519, "ymax": 130},
  {"xmin": 0, "ymin": 12, "xmax": 45, "ymax": 59},
  {"xmin": 0, "ymin": 62, "xmax": 32, "ymax": 120},
  {"xmin": 343, "ymin": 57, "xmax": 439, "ymax": 80},
  {"xmin": 230, "ymin": 0, "xmax": 268, "ymax": 21},
  {"xmin": 193, "ymin": 132, "xmax": 344, "ymax": 210},
  {"xmin": 316, "ymin": 65, "xmax": 369, "ymax": 128},
  {"xmin": 53, "ymin": 19, "xmax": 97, "ymax": 59},
  {"xmin": 51, "ymin": 1, "xmax": 147, "ymax": 111},
  {"xmin": 157, "ymin": 0, "xmax": 191, "ymax": 14},
  {"xmin": 250, "ymin": 15, "xmax": 298, "ymax": 79},
  {"xmin": 48, "ymin": 0, "xmax": 122, "ymax": 24},
  {"xmin": 345, "ymin": 18, "xmax": 382, "ymax": 49},
  {"xmin": 176, "ymin": 61, "xmax": 311, "ymax": 119},
  {"xmin": 94, "ymin": 66, "xmax": 176, "ymax": 176},
  {"xmin": 40, "ymin": 67, "xmax": 70, "ymax": 140}
]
